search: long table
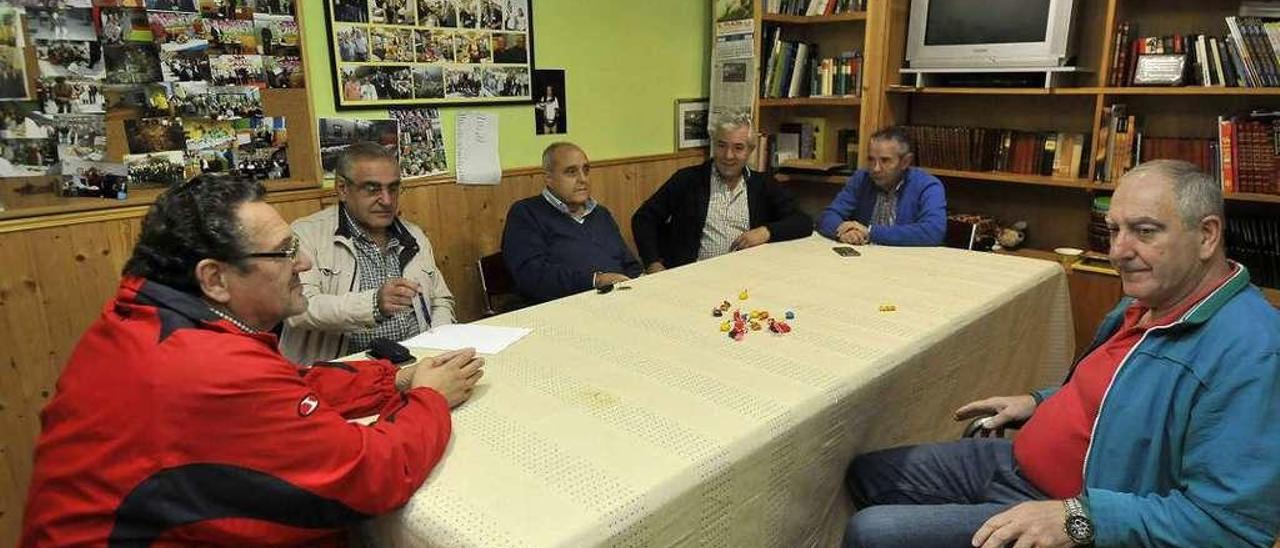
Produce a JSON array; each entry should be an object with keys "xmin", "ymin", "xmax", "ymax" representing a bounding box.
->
[{"xmin": 366, "ymin": 235, "xmax": 1074, "ymax": 547}]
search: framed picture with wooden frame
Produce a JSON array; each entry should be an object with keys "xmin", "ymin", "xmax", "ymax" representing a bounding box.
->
[
  {"xmin": 325, "ymin": 0, "xmax": 536, "ymax": 109},
  {"xmin": 676, "ymin": 98, "xmax": 710, "ymax": 149}
]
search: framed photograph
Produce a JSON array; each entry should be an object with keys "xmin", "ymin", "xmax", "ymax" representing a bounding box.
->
[
  {"xmin": 676, "ymin": 98, "xmax": 710, "ymax": 149},
  {"xmin": 325, "ymin": 0, "xmax": 536, "ymax": 109}
]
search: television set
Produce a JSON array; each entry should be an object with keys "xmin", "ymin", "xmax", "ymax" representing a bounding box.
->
[{"xmin": 905, "ymin": 0, "xmax": 1079, "ymax": 69}]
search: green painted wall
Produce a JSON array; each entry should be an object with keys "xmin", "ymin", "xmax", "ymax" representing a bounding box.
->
[{"xmin": 302, "ymin": 1, "xmax": 711, "ymax": 170}]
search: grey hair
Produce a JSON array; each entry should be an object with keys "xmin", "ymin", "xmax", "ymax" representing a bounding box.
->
[
  {"xmin": 335, "ymin": 141, "xmax": 398, "ymax": 182},
  {"xmin": 709, "ymin": 112, "xmax": 754, "ymax": 142},
  {"xmin": 870, "ymin": 126, "xmax": 913, "ymax": 155},
  {"xmin": 541, "ymin": 142, "xmax": 581, "ymax": 173},
  {"xmin": 1123, "ymin": 160, "xmax": 1223, "ymax": 228}
]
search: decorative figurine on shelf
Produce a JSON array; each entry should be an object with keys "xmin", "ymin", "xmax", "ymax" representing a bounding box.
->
[{"xmin": 992, "ymin": 220, "xmax": 1028, "ymax": 251}]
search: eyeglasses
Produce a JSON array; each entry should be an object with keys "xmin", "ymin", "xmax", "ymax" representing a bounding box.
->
[
  {"xmin": 244, "ymin": 234, "xmax": 301, "ymax": 261},
  {"xmin": 339, "ymin": 175, "xmax": 402, "ymax": 198}
]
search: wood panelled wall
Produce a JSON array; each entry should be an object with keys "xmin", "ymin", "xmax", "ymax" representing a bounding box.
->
[{"xmin": 0, "ymin": 150, "xmax": 705, "ymax": 546}]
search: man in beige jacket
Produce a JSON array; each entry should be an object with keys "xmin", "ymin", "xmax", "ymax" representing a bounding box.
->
[{"xmin": 280, "ymin": 142, "xmax": 454, "ymax": 364}]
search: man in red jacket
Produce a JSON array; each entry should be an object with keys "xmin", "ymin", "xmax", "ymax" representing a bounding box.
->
[{"xmin": 21, "ymin": 175, "xmax": 484, "ymax": 546}]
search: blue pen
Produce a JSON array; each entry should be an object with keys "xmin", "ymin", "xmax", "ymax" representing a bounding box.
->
[{"xmin": 417, "ymin": 292, "xmax": 432, "ymax": 328}]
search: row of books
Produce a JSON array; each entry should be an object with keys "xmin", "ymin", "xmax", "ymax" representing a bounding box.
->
[
  {"xmin": 763, "ymin": 0, "xmax": 866, "ymax": 16},
  {"xmin": 1107, "ymin": 17, "xmax": 1280, "ymax": 87},
  {"xmin": 901, "ymin": 126, "xmax": 1090, "ymax": 179},
  {"xmin": 1217, "ymin": 116, "xmax": 1280, "ymax": 195},
  {"xmin": 1226, "ymin": 215, "xmax": 1280, "ymax": 289},
  {"xmin": 760, "ymin": 28, "xmax": 863, "ymax": 98},
  {"xmin": 751, "ymin": 126, "xmax": 858, "ymax": 172}
]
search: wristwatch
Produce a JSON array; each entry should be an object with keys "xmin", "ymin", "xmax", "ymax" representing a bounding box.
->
[{"xmin": 1063, "ymin": 496, "xmax": 1095, "ymax": 545}]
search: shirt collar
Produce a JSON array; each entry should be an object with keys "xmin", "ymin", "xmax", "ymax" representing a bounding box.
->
[
  {"xmin": 541, "ymin": 187, "xmax": 597, "ymax": 220},
  {"xmin": 712, "ymin": 164, "xmax": 751, "ymax": 190},
  {"xmin": 338, "ymin": 203, "xmax": 402, "ymax": 247}
]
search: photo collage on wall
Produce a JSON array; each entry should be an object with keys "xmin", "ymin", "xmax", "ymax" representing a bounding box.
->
[
  {"xmin": 0, "ymin": 0, "xmax": 300, "ymax": 198},
  {"xmin": 328, "ymin": 0, "xmax": 532, "ymax": 107}
]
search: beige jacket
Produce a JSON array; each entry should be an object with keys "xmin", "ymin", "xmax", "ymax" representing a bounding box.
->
[{"xmin": 279, "ymin": 205, "xmax": 455, "ymax": 364}]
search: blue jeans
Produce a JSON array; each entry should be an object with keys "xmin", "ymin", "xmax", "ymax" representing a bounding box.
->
[{"xmin": 844, "ymin": 438, "xmax": 1050, "ymax": 548}]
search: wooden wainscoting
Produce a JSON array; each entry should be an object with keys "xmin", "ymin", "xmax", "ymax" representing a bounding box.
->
[{"xmin": 0, "ymin": 149, "xmax": 705, "ymax": 546}]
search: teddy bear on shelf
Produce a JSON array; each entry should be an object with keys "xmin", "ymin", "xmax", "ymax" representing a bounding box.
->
[{"xmin": 992, "ymin": 220, "xmax": 1028, "ymax": 251}]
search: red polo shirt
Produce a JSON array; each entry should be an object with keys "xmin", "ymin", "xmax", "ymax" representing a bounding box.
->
[{"xmin": 1013, "ymin": 267, "xmax": 1235, "ymax": 499}]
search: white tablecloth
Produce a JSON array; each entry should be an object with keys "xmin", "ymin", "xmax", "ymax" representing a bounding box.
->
[{"xmin": 367, "ymin": 235, "xmax": 1074, "ymax": 547}]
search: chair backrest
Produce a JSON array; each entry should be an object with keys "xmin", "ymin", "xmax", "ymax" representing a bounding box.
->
[
  {"xmin": 477, "ymin": 252, "xmax": 520, "ymax": 316},
  {"xmin": 944, "ymin": 218, "xmax": 977, "ymax": 250}
]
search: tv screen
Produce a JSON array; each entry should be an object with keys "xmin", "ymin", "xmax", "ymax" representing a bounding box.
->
[{"xmin": 925, "ymin": 0, "xmax": 1052, "ymax": 46}]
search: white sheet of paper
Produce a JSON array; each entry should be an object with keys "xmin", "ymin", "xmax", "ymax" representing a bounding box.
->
[
  {"xmin": 403, "ymin": 323, "xmax": 531, "ymax": 354},
  {"xmin": 455, "ymin": 111, "xmax": 501, "ymax": 185}
]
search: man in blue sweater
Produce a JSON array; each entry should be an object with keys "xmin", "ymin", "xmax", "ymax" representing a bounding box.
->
[
  {"xmin": 816, "ymin": 127, "xmax": 946, "ymax": 246},
  {"xmin": 501, "ymin": 142, "xmax": 643, "ymax": 303}
]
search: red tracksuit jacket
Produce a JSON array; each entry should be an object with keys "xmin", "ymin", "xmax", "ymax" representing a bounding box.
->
[{"xmin": 21, "ymin": 276, "xmax": 453, "ymax": 546}]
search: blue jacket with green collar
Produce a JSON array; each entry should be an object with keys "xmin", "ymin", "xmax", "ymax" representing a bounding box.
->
[{"xmin": 1032, "ymin": 265, "xmax": 1280, "ymax": 547}]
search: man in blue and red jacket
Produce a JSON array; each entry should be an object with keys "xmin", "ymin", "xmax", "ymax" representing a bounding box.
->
[{"xmin": 21, "ymin": 175, "xmax": 484, "ymax": 546}]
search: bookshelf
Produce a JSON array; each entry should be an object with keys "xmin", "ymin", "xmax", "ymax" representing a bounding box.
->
[{"xmin": 749, "ymin": 0, "xmax": 883, "ymax": 178}]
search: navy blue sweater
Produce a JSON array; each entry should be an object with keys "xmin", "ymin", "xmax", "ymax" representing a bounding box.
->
[{"xmin": 501, "ymin": 196, "xmax": 643, "ymax": 303}]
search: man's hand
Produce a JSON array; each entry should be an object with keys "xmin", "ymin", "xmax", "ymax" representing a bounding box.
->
[
  {"xmin": 645, "ymin": 261, "xmax": 666, "ymax": 275},
  {"xmin": 594, "ymin": 272, "xmax": 631, "ymax": 288},
  {"xmin": 972, "ymin": 500, "xmax": 1073, "ymax": 548},
  {"xmin": 377, "ymin": 278, "xmax": 421, "ymax": 317},
  {"xmin": 731, "ymin": 226, "xmax": 771, "ymax": 251},
  {"xmin": 836, "ymin": 221, "xmax": 869, "ymax": 245},
  {"xmin": 410, "ymin": 348, "xmax": 485, "ymax": 407},
  {"xmin": 394, "ymin": 363, "xmax": 416, "ymax": 391},
  {"xmin": 954, "ymin": 395, "xmax": 1037, "ymax": 436}
]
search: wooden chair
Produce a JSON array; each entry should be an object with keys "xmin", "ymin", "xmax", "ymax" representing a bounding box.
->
[{"xmin": 477, "ymin": 252, "xmax": 524, "ymax": 316}]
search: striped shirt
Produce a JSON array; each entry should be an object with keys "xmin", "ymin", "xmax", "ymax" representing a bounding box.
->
[
  {"xmin": 541, "ymin": 187, "xmax": 597, "ymax": 223},
  {"xmin": 342, "ymin": 207, "xmax": 424, "ymax": 354},
  {"xmin": 698, "ymin": 167, "xmax": 751, "ymax": 261},
  {"xmin": 871, "ymin": 180, "xmax": 904, "ymax": 228}
]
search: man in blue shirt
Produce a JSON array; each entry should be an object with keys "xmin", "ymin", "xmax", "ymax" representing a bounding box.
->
[
  {"xmin": 502, "ymin": 142, "xmax": 642, "ymax": 303},
  {"xmin": 816, "ymin": 127, "xmax": 946, "ymax": 246}
]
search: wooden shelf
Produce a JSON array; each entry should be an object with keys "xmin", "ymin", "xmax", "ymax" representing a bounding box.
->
[
  {"xmin": 1265, "ymin": 287, "xmax": 1280, "ymax": 308},
  {"xmin": 887, "ymin": 86, "xmax": 1052, "ymax": 96},
  {"xmin": 773, "ymin": 172, "xmax": 850, "ymax": 184},
  {"xmin": 1096, "ymin": 86, "xmax": 1280, "ymax": 96},
  {"xmin": 761, "ymin": 12, "xmax": 867, "ymax": 24},
  {"xmin": 1224, "ymin": 191, "xmax": 1280, "ymax": 204},
  {"xmin": 759, "ymin": 96, "xmax": 861, "ymax": 107},
  {"xmin": 929, "ymin": 168, "xmax": 1109, "ymax": 190}
]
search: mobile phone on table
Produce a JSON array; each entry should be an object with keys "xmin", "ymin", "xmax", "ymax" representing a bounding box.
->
[{"xmin": 833, "ymin": 246, "xmax": 861, "ymax": 257}]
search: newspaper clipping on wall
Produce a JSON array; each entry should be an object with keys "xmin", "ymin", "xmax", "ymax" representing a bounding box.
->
[{"xmin": 709, "ymin": 0, "xmax": 755, "ymax": 124}]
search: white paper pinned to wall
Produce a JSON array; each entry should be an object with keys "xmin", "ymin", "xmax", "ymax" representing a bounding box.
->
[{"xmin": 455, "ymin": 111, "xmax": 501, "ymax": 185}]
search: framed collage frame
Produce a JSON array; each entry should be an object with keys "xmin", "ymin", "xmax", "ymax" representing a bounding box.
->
[{"xmin": 325, "ymin": 0, "xmax": 535, "ymax": 109}]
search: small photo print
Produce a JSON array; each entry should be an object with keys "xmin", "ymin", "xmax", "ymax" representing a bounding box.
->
[
  {"xmin": 368, "ymin": 27, "xmax": 413, "ymax": 63},
  {"xmin": 318, "ymin": 117, "xmax": 398, "ymax": 174},
  {"xmin": 124, "ymin": 149, "xmax": 189, "ymax": 189},
  {"xmin": 146, "ymin": 0, "xmax": 198, "ymax": 12},
  {"xmin": 452, "ymin": 0, "xmax": 477, "ymax": 29},
  {"xmin": 207, "ymin": 84, "xmax": 263, "ymax": 120},
  {"xmin": 479, "ymin": 0, "xmax": 502, "ymax": 30},
  {"xmin": 37, "ymin": 77, "xmax": 104, "ymax": 115},
  {"xmin": 334, "ymin": 25, "xmax": 369, "ymax": 62},
  {"xmin": 0, "ymin": 102, "xmax": 45, "ymax": 139},
  {"xmin": 187, "ymin": 147, "xmax": 235, "ymax": 174},
  {"xmin": 263, "ymin": 55, "xmax": 302, "ymax": 88},
  {"xmin": 503, "ymin": 0, "xmax": 526, "ymax": 31},
  {"xmin": 104, "ymin": 43, "xmax": 164, "ymax": 85},
  {"xmin": 413, "ymin": 29, "xmax": 446, "ymax": 63},
  {"xmin": 125, "ymin": 116, "xmax": 187, "ymax": 154},
  {"xmin": 0, "ymin": 138, "xmax": 58, "ymax": 177},
  {"xmin": 60, "ymin": 159, "xmax": 128, "ymax": 198},
  {"xmin": 389, "ymin": 107, "xmax": 446, "ymax": 177},
  {"xmin": 160, "ymin": 48, "xmax": 212, "ymax": 82},
  {"xmin": 148, "ymin": 10, "xmax": 209, "ymax": 52},
  {"xmin": 28, "ymin": 7, "xmax": 97, "ymax": 42},
  {"xmin": 232, "ymin": 144, "xmax": 288, "ymax": 179},
  {"xmin": 0, "ymin": 46, "xmax": 29, "ymax": 99},
  {"xmin": 444, "ymin": 65, "xmax": 479, "ymax": 98},
  {"xmin": 253, "ymin": 14, "xmax": 299, "ymax": 57},
  {"xmin": 410, "ymin": 65, "xmax": 443, "ymax": 99},
  {"xmin": 532, "ymin": 68, "xmax": 566, "ymax": 135},
  {"xmin": 207, "ymin": 19, "xmax": 257, "ymax": 55},
  {"xmin": 340, "ymin": 65, "xmax": 410, "ymax": 102},
  {"xmin": 331, "ymin": 0, "xmax": 370, "ymax": 23},
  {"xmin": 233, "ymin": 116, "xmax": 286, "ymax": 149},
  {"xmin": 196, "ymin": 0, "xmax": 254, "ymax": 20},
  {"xmin": 417, "ymin": 0, "xmax": 455, "ymax": 28},
  {"xmin": 35, "ymin": 39, "xmax": 105, "ymax": 79},
  {"xmin": 491, "ymin": 32, "xmax": 525, "ymax": 64},
  {"xmin": 52, "ymin": 114, "xmax": 106, "ymax": 162},
  {"xmin": 99, "ymin": 8, "xmax": 152, "ymax": 45},
  {"xmin": 0, "ymin": 6, "xmax": 26, "ymax": 48},
  {"xmin": 486, "ymin": 65, "xmax": 527, "ymax": 97},
  {"xmin": 371, "ymin": 0, "xmax": 416, "ymax": 25},
  {"xmin": 209, "ymin": 54, "xmax": 265, "ymax": 88},
  {"xmin": 182, "ymin": 117, "xmax": 236, "ymax": 151},
  {"xmin": 257, "ymin": 0, "xmax": 295, "ymax": 16},
  {"xmin": 456, "ymin": 30, "xmax": 490, "ymax": 63}
]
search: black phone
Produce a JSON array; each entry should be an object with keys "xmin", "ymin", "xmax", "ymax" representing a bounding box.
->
[{"xmin": 833, "ymin": 246, "xmax": 861, "ymax": 257}]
